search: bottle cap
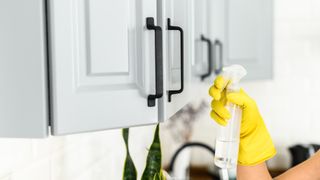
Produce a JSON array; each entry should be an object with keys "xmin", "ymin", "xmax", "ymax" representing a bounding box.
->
[{"xmin": 222, "ymin": 65, "xmax": 247, "ymax": 92}]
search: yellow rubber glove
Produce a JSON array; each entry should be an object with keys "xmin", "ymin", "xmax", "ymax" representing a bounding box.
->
[{"xmin": 209, "ymin": 76, "xmax": 276, "ymax": 166}]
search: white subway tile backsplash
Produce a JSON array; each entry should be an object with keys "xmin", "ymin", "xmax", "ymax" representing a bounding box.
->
[
  {"xmin": 276, "ymin": 0, "xmax": 312, "ymax": 20},
  {"xmin": 11, "ymin": 158, "xmax": 51, "ymax": 180},
  {"xmin": 0, "ymin": 139, "xmax": 33, "ymax": 177},
  {"xmin": 51, "ymin": 142, "xmax": 95, "ymax": 180},
  {"xmin": 31, "ymin": 137, "xmax": 65, "ymax": 161},
  {"xmin": 0, "ymin": 176, "xmax": 11, "ymax": 180},
  {"xmin": 310, "ymin": 0, "xmax": 320, "ymax": 19},
  {"xmin": 0, "ymin": 174, "xmax": 11, "ymax": 180}
]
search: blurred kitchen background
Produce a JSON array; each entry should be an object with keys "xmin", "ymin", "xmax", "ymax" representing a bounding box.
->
[{"xmin": 1, "ymin": 0, "xmax": 320, "ymax": 179}]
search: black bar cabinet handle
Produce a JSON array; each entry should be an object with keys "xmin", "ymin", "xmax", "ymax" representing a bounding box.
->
[
  {"xmin": 167, "ymin": 18, "xmax": 184, "ymax": 102},
  {"xmin": 146, "ymin": 17, "xmax": 163, "ymax": 107},
  {"xmin": 214, "ymin": 39, "xmax": 223, "ymax": 74},
  {"xmin": 200, "ymin": 35, "xmax": 213, "ymax": 81}
]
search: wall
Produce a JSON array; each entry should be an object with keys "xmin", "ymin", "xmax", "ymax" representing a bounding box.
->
[
  {"xmin": 0, "ymin": 126, "xmax": 158, "ymax": 180},
  {"xmin": 183, "ymin": 0, "xmax": 320, "ymax": 170}
]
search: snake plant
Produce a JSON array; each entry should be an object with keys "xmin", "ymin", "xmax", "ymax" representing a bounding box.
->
[
  {"xmin": 122, "ymin": 125, "xmax": 165, "ymax": 180},
  {"xmin": 141, "ymin": 124, "xmax": 165, "ymax": 180},
  {"xmin": 122, "ymin": 128, "xmax": 137, "ymax": 180}
]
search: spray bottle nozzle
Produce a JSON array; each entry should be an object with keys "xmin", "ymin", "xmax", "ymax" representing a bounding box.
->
[{"xmin": 222, "ymin": 65, "xmax": 247, "ymax": 92}]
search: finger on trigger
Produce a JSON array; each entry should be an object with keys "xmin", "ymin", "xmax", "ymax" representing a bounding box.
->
[
  {"xmin": 210, "ymin": 111, "xmax": 227, "ymax": 126},
  {"xmin": 211, "ymin": 100, "xmax": 231, "ymax": 120}
]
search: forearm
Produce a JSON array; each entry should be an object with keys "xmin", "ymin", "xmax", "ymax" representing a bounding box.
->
[
  {"xmin": 275, "ymin": 150, "xmax": 320, "ymax": 180},
  {"xmin": 237, "ymin": 151, "xmax": 320, "ymax": 180},
  {"xmin": 237, "ymin": 163, "xmax": 272, "ymax": 180}
]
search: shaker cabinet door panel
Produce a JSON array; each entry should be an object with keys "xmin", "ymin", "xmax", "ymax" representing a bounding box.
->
[
  {"xmin": 162, "ymin": 0, "xmax": 194, "ymax": 118},
  {"xmin": 209, "ymin": 0, "xmax": 226, "ymax": 76},
  {"xmin": 191, "ymin": 0, "xmax": 218, "ymax": 100},
  {"xmin": 192, "ymin": 0, "xmax": 214, "ymax": 83},
  {"xmin": 0, "ymin": 0, "xmax": 48, "ymax": 138},
  {"xmin": 48, "ymin": 0, "xmax": 160, "ymax": 135},
  {"xmin": 225, "ymin": 0, "xmax": 273, "ymax": 80}
]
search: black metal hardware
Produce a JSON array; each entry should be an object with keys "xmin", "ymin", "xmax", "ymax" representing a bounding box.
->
[
  {"xmin": 167, "ymin": 18, "xmax": 184, "ymax": 102},
  {"xmin": 200, "ymin": 35, "xmax": 213, "ymax": 81},
  {"xmin": 214, "ymin": 39, "xmax": 223, "ymax": 74},
  {"xmin": 146, "ymin": 17, "xmax": 163, "ymax": 107}
]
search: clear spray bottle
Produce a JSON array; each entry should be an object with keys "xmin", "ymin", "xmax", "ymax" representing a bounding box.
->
[{"xmin": 214, "ymin": 65, "xmax": 247, "ymax": 179}]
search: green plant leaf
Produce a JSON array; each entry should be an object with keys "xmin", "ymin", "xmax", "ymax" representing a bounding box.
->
[
  {"xmin": 141, "ymin": 125, "xmax": 165, "ymax": 180},
  {"xmin": 153, "ymin": 170, "xmax": 166, "ymax": 180},
  {"xmin": 122, "ymin": 128, "xmax": 137, "ymax": 180}
]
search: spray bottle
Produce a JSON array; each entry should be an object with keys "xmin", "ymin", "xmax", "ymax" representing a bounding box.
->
[{"xmin": 214, "ymin": 65, "xmax": 247, "ymax": 179}]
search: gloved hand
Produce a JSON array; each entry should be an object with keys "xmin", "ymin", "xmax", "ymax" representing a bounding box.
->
[{"xmin": 209, "ymin": 76, "xmax": 276, "ymax": 166}]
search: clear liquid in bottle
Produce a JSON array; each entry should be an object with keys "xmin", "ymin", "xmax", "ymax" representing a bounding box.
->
[
  {"xmin": 214, "ymin": 139, "xmax": 239, "ymax": 169},
  {"xmin": 214, "ymin": 103, "xmax": 242, "ymax": 169}
]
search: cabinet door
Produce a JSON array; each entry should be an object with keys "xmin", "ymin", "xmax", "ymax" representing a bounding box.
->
[
  {"xmin": 225, "ymin": 0, "xmax": 273, "ymax": 80},
  {"xmin": 209, "ymin": 0, "xmax": 226, "ymax": 77},
  {"xmin": 0, "ymin": 0, "xmax": 48, "ymax": 138},
  {"xmin": 48, "ymin": 0, "xmax": 161, "ymax": 135},
  {"xmin": 190, "ymin": 0, "xmax": 218, "ymax": 100},
  {"xmin": 192, "ymin": 0, "xmax": 214, "ymax": 83},
  {"xmin": 161, "ymin": 0, "xmax": 194, "ymax": 118}
]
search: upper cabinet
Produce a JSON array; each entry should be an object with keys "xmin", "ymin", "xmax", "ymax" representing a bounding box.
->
[
  {"xmin": 0, "ymin": 0, "xmax": 273, "ymax": 138},
  {"xmin": 48, "ymin": 0, "xmax": 162, "ymax": 135},
  {"xmin": 193, "ymin": 0, "xmax": 273, "ymax": 82},
  {"xmin": 224, "ymin": 0, "xmax": 273, "ymax": 80},
  {"xmin": 0, "ymin": 0, "xmax": 48, "ymax": 138}
]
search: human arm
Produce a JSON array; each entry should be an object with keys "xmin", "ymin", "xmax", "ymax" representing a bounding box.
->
[
  {"xmin": 237, "ymin": 150, "xmax": 320, "ymax": 180},
  {"xmin": 274, "ymin": 150, "xmax": 320, "ymax": 180},
  {"xmin": 237, "ymin": 163, "xmax": 272, "ymax": 180}
]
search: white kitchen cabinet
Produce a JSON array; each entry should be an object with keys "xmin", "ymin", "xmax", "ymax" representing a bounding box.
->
[
  {"xmin": 48, "ymin": 0, "xmax": 163, "ymax": 135},
  {"xmin": 224, "ymin": 0, "xmax": 273, "ymax": 80},
  {"xmin": 194, "ymin": 0, "xmax": 273, "ymax": 83},
  {"xmin": 0, "ymin": 0, "xmax": 273, "ymax": 138},
  {"xmin": 0, "ymin": 0, "xmax": 48, "ymax": 138},
  {"xmin": 192, "ymin": 0, "xmax": 215, "ymax": 83},
  {"xmin": 160, "ymin": 0, "xmax": 196, "ymax": 118}
]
